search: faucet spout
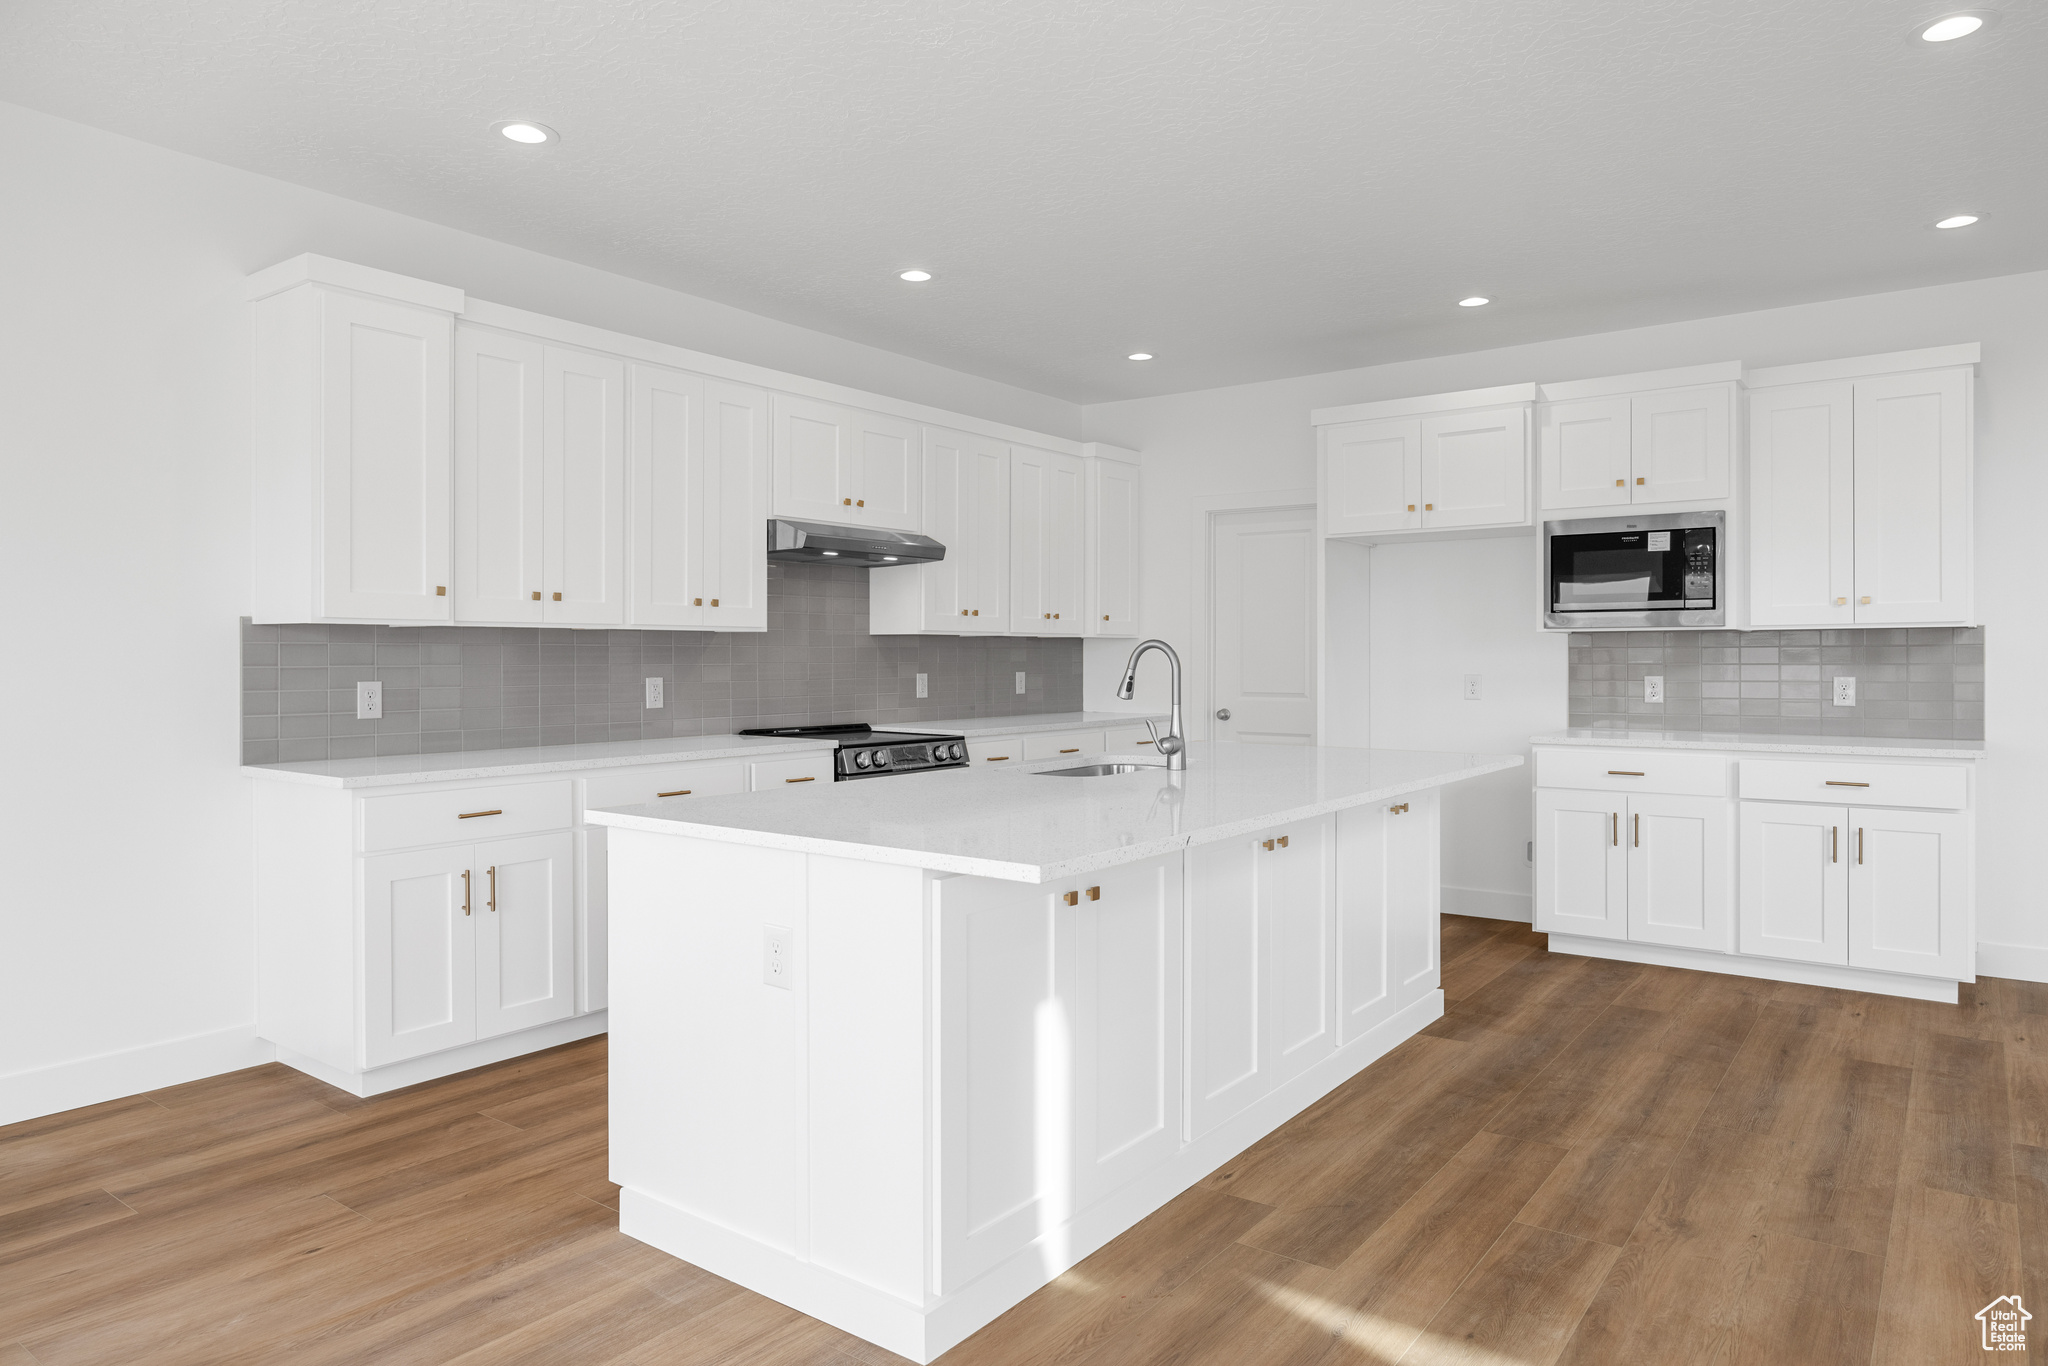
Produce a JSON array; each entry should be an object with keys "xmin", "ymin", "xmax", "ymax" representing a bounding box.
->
[{"xmin": 1118, "ymin": 639, "xmax": 1187, "ymax": 771}]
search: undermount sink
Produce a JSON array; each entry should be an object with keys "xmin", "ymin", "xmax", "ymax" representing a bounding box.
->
[{"xmin": 1036, "ymin": 762, "xmax": 1164, "ymax": 777}]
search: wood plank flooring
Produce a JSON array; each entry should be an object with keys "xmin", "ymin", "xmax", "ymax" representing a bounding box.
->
[{"xmin": 3, "ymin": 915, "xmax": 2038, "ymax": 1363}]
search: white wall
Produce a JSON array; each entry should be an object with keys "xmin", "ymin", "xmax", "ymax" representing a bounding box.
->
[
  {"xmin": 1083, "ymin": 270, "xmax": 2048, "ymax": 958},
  {"xmin": 0, "ymin": 101, "xmax": 1081, "ymax": 1123}
]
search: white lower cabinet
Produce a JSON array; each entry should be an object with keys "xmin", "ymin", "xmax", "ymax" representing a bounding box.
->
[
  {"xmin": 1535, "ymin": 742, "xmax": 1976, "ymax": 997},
  {"xmin": 1336, "ymin": 793, "xmax": 1440, "ymax": 1043}
]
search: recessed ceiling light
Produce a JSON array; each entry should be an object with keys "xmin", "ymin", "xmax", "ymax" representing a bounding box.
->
[
  {"xmin": 1920, "ymin": 13, "xmax": 1984, "ymax": 40},
  {"xmin": 899, "ymin": 269, "xmax": 932, "ymax": 282},
  {"xmin": 494, "ymin": 121, "xmax": 557, "ymax": 145},
  {"xmin": 1127, "ymin": 353, "xmax": 1154, "ymax": 361},
  {"xmin": 1935, "ymin": 214, "xmax": 1981, "ymax": 229},
  {"xmin": 1459, "ymin": 297, "xmax": 1491, "ymax": 307}
]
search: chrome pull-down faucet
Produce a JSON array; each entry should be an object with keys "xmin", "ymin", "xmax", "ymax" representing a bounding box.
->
[{"xmin": 1118, "ymin": 639, "xmax": 1187, "ymax": 771}]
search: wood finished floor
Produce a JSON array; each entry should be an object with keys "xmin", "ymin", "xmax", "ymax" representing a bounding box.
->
[{"xmin": 4, "ymin": 915, "xmax": 2040, "ymax": 1364}]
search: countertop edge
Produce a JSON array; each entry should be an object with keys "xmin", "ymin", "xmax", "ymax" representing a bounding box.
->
[
  {"xmin": 240, "ymin": 737, "xmax": 835, "ymax": 788},
  {"xmin": 586, "ymin": 754, "xmax": 1524, "ymax": 883},
  {"xmin": 1529, "ymin": 732, "xmax": 1985, "ymax": 760}
]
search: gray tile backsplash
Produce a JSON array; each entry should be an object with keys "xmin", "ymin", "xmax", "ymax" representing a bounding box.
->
[
  {"xmin": 241, "ymin": 562, "xmax": 1084, "ymax": 765},
  {"xmin": 1567, "ymin": 628, "xmax": 1984, "ymax": 740}
]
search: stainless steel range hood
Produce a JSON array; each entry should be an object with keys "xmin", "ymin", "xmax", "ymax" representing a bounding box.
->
[{"xmin": 765, "ymin": 519, "xmax": 946, "ymax": 567}]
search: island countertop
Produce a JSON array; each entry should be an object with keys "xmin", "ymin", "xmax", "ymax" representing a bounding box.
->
[{"xmin": 586, "ymin": 741, "xmax": 1522, "ymax": 882}]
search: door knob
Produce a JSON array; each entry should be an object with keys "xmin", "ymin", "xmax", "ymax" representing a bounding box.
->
[{"xmin": 1216, "ymin": 708, "xmax": 1231, "ymax": 720}]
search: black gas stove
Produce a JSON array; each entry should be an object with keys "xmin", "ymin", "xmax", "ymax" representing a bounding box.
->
[{"xmin": 737, "ymin": 724, "xmax": 969, "ymax": 781}]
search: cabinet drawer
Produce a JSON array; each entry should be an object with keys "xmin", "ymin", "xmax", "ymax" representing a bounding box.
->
[
  {"xmin": 1022, "ymin": 731, "xmax": 1103, "ymax": 762},
  {"xmin": 361, "ymin": 780, "xmax": 573, "ymax": 853},
  {"xmin": 1103, "ymin": 724, "xmax": 1160, "ymax": 754},
  {"xmin": 967, "ymin": 736, "xmax": 1024, "ymax": 768},
  {"xmin": 750, "ymin": 754, "xmax": 835, "ymax": 789},
  {"xmin": 1535, "ymin": 748, "xmax": 1729, "ymax": 797},
  {"xmin": 582, "ymin": 761, "xmax": 747, "ymax": 811},
  {"xmin": 1738, "ymin": 760, "xmax": 1968, "ymax": 811}
]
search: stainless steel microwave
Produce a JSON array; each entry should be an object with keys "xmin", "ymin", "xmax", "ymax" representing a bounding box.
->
[{"xmin": 1544, "ymin": 510, "xmax": 1724, "ymax": 630}]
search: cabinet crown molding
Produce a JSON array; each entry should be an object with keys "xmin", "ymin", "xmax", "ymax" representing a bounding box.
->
[
  {"xmin": 246, "ymin": 253, "xmax": 465, "ymax": 312},
  {"xmin": 1311, "ymin": 381, "xmax": 1537, "ymax": 427},
  {"xmin": 1537, "ymin": 360, "xmax": 1742, "ymax": 403},
  {"xmin": 1745, "ymin": 343, "xmax": 1980, "ymax": 389},
  {"xmin": 1079, "ymin": 441, "xmax": 1139, "ymax": 463}
]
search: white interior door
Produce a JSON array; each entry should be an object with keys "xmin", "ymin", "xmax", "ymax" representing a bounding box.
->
[
  {"xmin": 544, "ymin": 347, "xmax": 626, "ymax": 625},
  {"xmin": 1738, "ymin": 801, "xmax": 1849, "ymax": 965},
  {"xmin": 1749, "ymin": 381, "xmax": 1854, "ymax": 625},
  {"xmin": 1210, "ymin": 506, "xmax": 1316, "ymax": 744},
  {"xmin": 1852, "ymin": 368, "xmax": 1971, "ymax": 625},
  {"xmin": 454, "ymin": 327, "xmax": 545, "ymax": 623},
  {"xmin": 363, "ymin": 845, "xmax": 477, "ymax": 1067},
  {"xmin": 474, "ymin": 831, "xmax": 575, "ymax": 1040},
  {"xmin": 1539, "ymin": 398, "xmax": 1630, "ymax": 510}
]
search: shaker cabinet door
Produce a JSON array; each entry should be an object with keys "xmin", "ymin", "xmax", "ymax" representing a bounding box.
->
[
  {"xmin": 701, "ymin": 380, "xmax": 771, "ymax": 629},
  {"xmin": 1630, "ymin": 384, "xmax": 1731, "ymax": 504},
  {"xmin": 627, "ymin": 363, "xmax": 707, "ymax": 628},
  {"xmin": 1749, "ymin": 381, "xmax": 1855, "ymax": 626},
  {"xmin": 473, "ymin": 832, "xmax": 576, "ymax": 1040},
  {"xmin": 1738, "ymin": 801, "xmax": 1850, "ymax": 965},
  {"xmin": 1851, "ymin": 368, "xmax": 1971, "ymax": 625},
  {"xmin": 543, "ymin": 348, "xmax": 627, "ymax": 625},
  {"xmin": 1323, "ymin": 418, "xmax": 1421, "ymax": 535},
  {"xmin": 1846, "ymin": 807, "xmax": 1971, "ymax": 979},
  {"xmin": 1539, "ymin": 398, "xmax": 1631, "ymax": 510},
  {"xmin": 1419, "ymin": 406, "xmax": 1527, "ymax": 530},
  {"xmin": 363, "ymin": 846, "xmax": 478, "ymax": 1068},
  {"xmin": 1534, "ymin": 789, "xmax": 1627, "ymax": 940},
  {"xmin": 1624, "ymin": 793, "xmax": 1732, "ymax": 952},
  {"xmin": 454, "ymin": 326, "xmax": 546, "ymax": 623}
]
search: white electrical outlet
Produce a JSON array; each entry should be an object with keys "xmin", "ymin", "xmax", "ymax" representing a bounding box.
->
[
  {"xmin": 355, "ymin": 680, "xmax": 382, "ymax": 720},
  {"xmin": 1462, "ymin": 674, "xmax": 1482, "ymax": 701},
  {"xmin": 1644, "ymin": 675, "xmax": 1664, "ymax": 703},
  {"xmin": 915, "ymin": 673, "xmax": 928, "ymax": 699},
  {"xmin": 645, "ymin": 677, "xmax": 664, "ymax": 709},
  {"xmin": 1834, "ymin": 675, "xmax": 1857, "ymax": 706},
  {"xmin": 1015, "ymin": 671, "xmax": 1027, "ymax": 695},
  {"xmin": 762, "ymin": 924, "xmax": 792, "ymax": 989}
]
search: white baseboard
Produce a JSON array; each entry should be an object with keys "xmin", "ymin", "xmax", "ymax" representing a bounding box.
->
[
  {"xmin": 1979, "ymin": 941, "xmax": 2048, "ymax": 985},
  {"xmin": 0, "ymin": 1024, "xmax": 276, "ymax": 1128},
  {"xmin": 1443, "ymin": 885, "xmax": 1531, "ymax": 923},
  {"xmin": 621, "ymin": 990, "xmax": 1444, "ymax": 1363},
  {"xmin": 274, "ymin": 1011, "xmax": 608, "ymax": 1098},
  {"xmin": 1548, "ymin": 933, "xmax": 1960, "ymax": 1003}
]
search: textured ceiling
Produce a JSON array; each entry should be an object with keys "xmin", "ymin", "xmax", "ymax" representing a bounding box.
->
[{"xmin": 2, "ymin": 1, "xmax": 2042, "ymax": 402}]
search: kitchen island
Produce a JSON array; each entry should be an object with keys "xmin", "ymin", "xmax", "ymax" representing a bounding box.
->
[{"xmin": 588, "ymin": 741, "xmax": 1521, "ymax": 1362}]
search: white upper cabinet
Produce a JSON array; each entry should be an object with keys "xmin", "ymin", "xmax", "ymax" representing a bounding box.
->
[
  {"xmin": 251, "ymin": 260, "xmax": 459, "ymax": 624},
  {"xmin": 1419, "ymin": 405, "xmax": 1528, "ymax": 529},
  {"xmin": 1087, "ymin": 454, "xmax": 1141, "ymax": 635},
  {"xmin": 870, "ymin": 428, "xmax": 1008, "ymax": 633},
  {"xmin": 1749, "ymin": 356, "xmax": 1973, "ymax": 628},
  {"xmin": 452, "ymin": 330, "xmax": 625, "ymax": 627},
  {"xmin": 1011, "ymin": 445, "xmax": 1086, "ymax": 634},
  {"xmin": 1537, "ymin": 370, "xmax": 1734, "ymax": 512},
  {"xmin": 1323, "ymin": 417, "xmax": 1422, "ymax": 535},
  {"xmin": 628, "ymin": 365, "xmax": 769, "ymax": 630},
  {"xmin": 770, "ymin": 396, "xmax": 922, "ymax": 532}
]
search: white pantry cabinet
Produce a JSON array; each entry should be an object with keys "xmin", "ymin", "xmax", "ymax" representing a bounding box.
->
[
  {"xmin": 252, "ymin": 746, "xmax": 832, "ymax": 1093},
  {"xmin": 250, "ymin": 263, "xmax": 459, "ymax": 625},
  {"xmin": 1533, "ymin": 740, "xmax": 1977, "ymax": 1000},
  {"xmin": 1538, "ymin": 379, "xmax": 1734, "ymax": 511},
  {"xmin": 1010, "ymin": 444, "xmax": 1086, "ymax": 634},
  {"xmin": 1315, "ymin": 386, "xmax": 1536, "ymax": 542},
  {"xmin": 627, "ymin": 365, "xmax": 770, "ymax": 630},
  {"xmin": 453, "ymin": 327, "xmax": 628, "ymax": 626},
  {"xmin": 771, "ymin": 395, "xmax": 922, "ymax": 532},
  {"xmin": 870, "ymin": 428, "xmax": 1010, "ymax": 634},
  {"xmin": 1748, "ymin": 361, "xmax": 1973, "ymax": 627}
]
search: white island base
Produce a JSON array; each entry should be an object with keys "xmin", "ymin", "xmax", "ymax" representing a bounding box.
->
[{"xmin": 595, "ymin": 744, "xmax": 1519, "ymax": 1362}]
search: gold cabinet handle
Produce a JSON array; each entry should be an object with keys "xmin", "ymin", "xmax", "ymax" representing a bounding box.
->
[
  {"xmin": 1060, "ymin": 748, "xmax": 1080, "ymax": 754},
  {"xmin": 1063, "ymin": 891, "xmax": 1079, "ymax": 906},
  {"xmin": 531, "ymin": 591, "xmax": 541, "ymax": 600},
  {"xmin": 1635, "ymin": 477, "xmax": 1645, "ymax": 485},
  {"xmin": 986, "ymin": 755, "xmax": 1009, "ymax": 762},
  {"xmin": 461, "ymin": 869, "xmax": 470, "ymax": 916},
  {"xmin": 1407, "ymin": 503, "xmax": 1416, "ymax": 511},
  {"xmin": 1612, "ymin": 812, "xmax": 1619, "ymax": 846},
  {"xmin": 458, "ymin": 809, "xmax": 502, "ymax": 819},
  {"xmin": 552, "ymin": 592, "xmax": 562, "ymax": 601},
  {"xmin": 1858, "ymin": 828, "xmax": 1864, "ymax": 864},
  {"xmin": 657, "ymin": 789, "xmax": 691, "ymax": 798},
  {"xmin": 1425, "ymin": 502, "xmax": 1433, "ymax": 510},
  {"xmin": 1137, "ymin": 739, "xmax": 1154, "ymax": 745},
  {"xmin": 1825, "ymin": 781, "xmax": 1870, "ymax": 788},
  {"xmin": 1262, "ymin": 839, "xmax": 1275, "ymax": 851},
  {"xmin": 487, "ymin": 865, "xmax": 497, "ymax": 912},
  {"xmin": 1614, "ymin": 479, "xmax": 1623, "ymax": 487},
  {"xmin": 1277, "ymin": 835, "xmax": 1289, "ymax": 848},
  {"xmin": 1832, "ymin": 826, "xmax": 1838, "ymax": 863},
  {"xmin": 1634, "ymin": 813, "xmax": 1640, "ymax": 847},
  {"xmin": 785, "ymin": 776, "xmax": 816, "ymax": 783},
  {"xmin": 1607, "ymin": 770, "xmax": 1643, "ymax": 776},
  {"xmin": 436, "ymin": 586, "xmax": 447, "ymax": 596},
  {"xmin": 1085, "ymin": 886, "xmax": 1101, "ymax": 901},
  {"xmin": 1388, "ymin": 802, "xmax": 1408, "ymax": 814}
]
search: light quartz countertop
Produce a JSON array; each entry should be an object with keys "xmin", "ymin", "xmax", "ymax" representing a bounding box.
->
[
  {"xmin": 586, "ymin": 741, "xmax": 1523, "ymax": 883},
  {"xmin": 239, "ymin": 713, "xmax": 1172, "ymax": 789},
  {"xmin": 241, "ymin": 733, "xmax": 837, "ymax": 789},
  {"xmin": 1532, "ymin": 729, "xmax": 1986, "ymax": 760}
]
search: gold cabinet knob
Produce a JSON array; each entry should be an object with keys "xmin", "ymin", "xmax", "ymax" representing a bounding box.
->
[
  {"xmin": 1835, "ymin": 597, "xmax": 1845, "ymax": 606},
  {"xmin": 972, "ymin": 609, "xmax": 979, "ymax": 616},
  {"xmin": 856, "ymin": 499, "xmax": 865, "ymax": 507},
  {"xmin": 436, "ymin": 586, "xmax": 447, "ymax": 596},
  {"xmin": 960, "ymin": 609, "xmax": 969, "ymax": 616},
  {"xmin": 552, "ymin": 592, "xmax": 562, "ymax": 601},
  {"xmin": 1407, "ymin": 503, "xmax": 1416, "ymax": 511},
  {"xmin": 1044, "ymin": 613, "xmax": 1050, "ymax": 619},
  {"xmin": 694, "ymin": 598, "xmax": 703, "ymax": 606},
  {"xmin": 1277, "ymin": 835, "xmax": 1289, "ymax": 848},
  {"xmin": 1262, "ymin": 839, "xmax": 1275, "ymax": 851},
  {"xmin": 1085, "ymin": 886, "xmax": 1101, "ymax": 901},
  {"xmin": 531, "ymin": 591, "xmax": 541, "ymax": 600},
  {"xmin": 842, "ymin": 497, "xmax": 852, "ymax": 505},
  {"xmin": 1102, "ymin": 614, "xmax": 1110, "ymax": 621},
  {"xmin": 1053, "ymin": 613, "xmax": 1060, "ymax": 619},
  {"xmin": 1424, "ymin": 503, "xmax": 1433, "ymax": 510},
  {"xmin": 1063, "ymin": 891, "xmax": 1078, "ymax": 906},
  {"xmin": 710, "ymin": 598, "xmax": 719, "ymax": 607},
  {"xmin": 1614, "ymin": 479, "xmax": 1623, "ymax": 487},
  {"xmin": 1636, "ymin": 477, "xmax": 1645, "ymax": 485},
  {"xmin": 1861, "ymin": 596, "xmax": 1871, "ymax": 605}
]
